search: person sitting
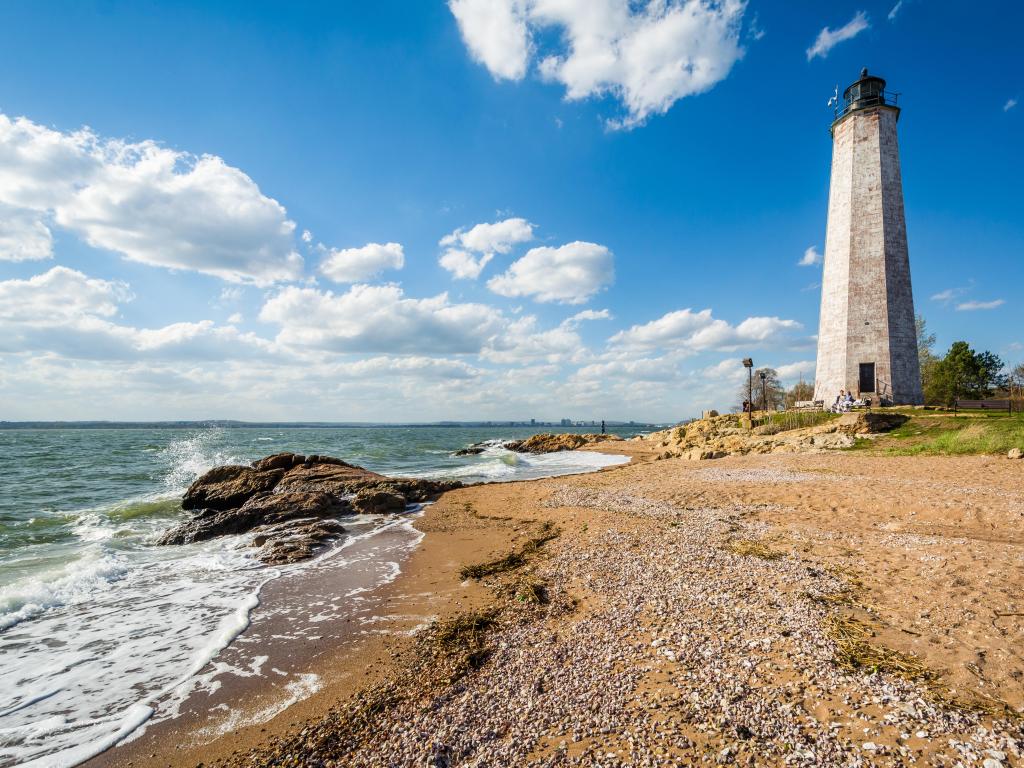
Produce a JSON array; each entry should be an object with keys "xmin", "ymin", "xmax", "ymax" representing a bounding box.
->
[{"xmin": 832, "ymin": 389, "xmax": 853, "ymax": 413}]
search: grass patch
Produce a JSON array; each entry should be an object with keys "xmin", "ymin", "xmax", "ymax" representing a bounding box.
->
[
  {"xmin": 459, "ymin": 521, "xmax": 560, "ymax": 579},
  {"xmin": 871, "ymin": 413, "xmax": 1024, "ymax": 456},
  {"xmin": 828, "ymin": 614, "xmax": 934, "ymax": 682},
  {"xmin": 724, "ymin": 538, "xmax": 783, "ymax": 561},
  {"xmin": 753, "ymin": 410, "xmax": 839, "ymax": 434}
]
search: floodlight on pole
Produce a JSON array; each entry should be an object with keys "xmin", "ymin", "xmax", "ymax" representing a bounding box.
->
[
  {"xmin": 759, "ymin": 370, "xmax": 768, "ymax": 413},
  {"xmin": 742, "ymin": 358, "xmax": 753, "ymax": 416}
]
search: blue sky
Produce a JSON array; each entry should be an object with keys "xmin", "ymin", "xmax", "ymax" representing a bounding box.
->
[{"xmin": 0, "ymin": 0, "xmax": 1020, "ymax": 422}]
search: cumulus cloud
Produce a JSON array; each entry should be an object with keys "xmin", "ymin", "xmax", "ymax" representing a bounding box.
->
[
  {"xmin": 483, "ymin": 315, "xmax": 584, "ymax": 365},
  {"xmin": 0, "ymin": 204, "xmax": 52, "ymax": 261},
  {"xmin": 798, "ymin": 246, "xmax": 822, "ymax": 267},
  {"xmin": 0, "ymin": 113, "xmax": 303, "ymax": 284},
  {"xmin": 806, "ymin": 11, "xmax": 869, "ymax": 61},
  {"xmin": 573, "ymin": 355, "xmax": 679, "ymax": 382},
  {"xmin": 320, "ymin": 242, "xmax": 405, "ymax": 283},
  {"xmin": 450, "ymin": 0, "xmax": 748, "ymax": 129},
  {"xmin": 488, "ymin": 241, "xmax": 613, "ymax": 304},
  {"xmin": 438, "ymin": 249, "xmax": 494, "ymax": 280},
  {"xmin": 609, "ymin": 307, "xmax": 800, "ymax": 351},
  {"xmin": 259, "ymin": 283, "xmax": 505, "ymax": 354},
  {"xmin": 566, "ymin": 308, "xmax": 612, "ymax": 324},
  {"xmin": 0, "ymin": 266, "xmax": 274, "ymax": 361},
  {"xmin": 0, "ymin": 266, "xmax": 130, "ymax": 323},
  {"xmin": 776, "ymin": 360, "xmax": 816, "ymax": 381},
  {"xmin": 438, "ymin": 217, "xmax": 534, "ymax": 279},
  {"xmin": 955, "ymin": 299, "xmax": 1005, "ymax": 311},
  {"xmin": 449, "ymin": 0, "xmax": 532, "ymax": 80}
]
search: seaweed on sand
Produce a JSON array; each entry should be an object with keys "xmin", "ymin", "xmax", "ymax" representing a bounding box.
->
[
  {"xmin": 828, "ymin": 614, "xmax": 933, "ymax": 681},
  {"xmin": 724, "ymin": 538, "xmax": 783, "ymax": 561},
  {"xmin": 459, "ymin": 521, "xmax": 560, "ymax": 579}
]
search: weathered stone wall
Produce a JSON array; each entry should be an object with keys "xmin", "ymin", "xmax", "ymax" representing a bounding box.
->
[{"xmin": 814, "ymin": 105, "xmax": 922, "ymax": 405}]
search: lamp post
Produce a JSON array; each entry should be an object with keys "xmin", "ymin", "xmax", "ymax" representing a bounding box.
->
[
  {"xmin": 760, "ymin": 370, "xmax": 768, "ymax": 414},
  {"xmin": 742, "ymin": 358, "xmax": 753, "ymax": 418}
]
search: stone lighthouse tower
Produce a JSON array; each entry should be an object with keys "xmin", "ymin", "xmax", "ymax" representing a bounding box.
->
[{"xmin": 814, "ymin": 68, "xmax": 922, "ymax": 406}]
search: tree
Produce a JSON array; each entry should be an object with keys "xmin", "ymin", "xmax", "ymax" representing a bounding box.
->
[
  {"xmin": 736, "ymin": 367, "xmax": 784, "ymax": 412},
  {"xmin": 916, "ymin": 314, "xmax": 939, "ymax": 395},
  {"xmin": 784, "ymin": 380, "xmax": 815, "ymax": 409},
  {"xmin": 1011, "ymin": 362, "xmax": 1024, "ymax": 401},
  {"xmin": 924, "ymin": 341, "xmax": 1006, "ymax": 406}
]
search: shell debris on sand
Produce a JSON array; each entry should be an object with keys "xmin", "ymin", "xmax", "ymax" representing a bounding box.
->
[{"xmin": 227, "ymin": 481, "xmax": 1023, "ymax": 767}]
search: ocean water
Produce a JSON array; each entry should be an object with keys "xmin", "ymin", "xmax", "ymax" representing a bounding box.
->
[{"xmin": 0, "ymin": 426, "xmax": 630, "ymax": 767}]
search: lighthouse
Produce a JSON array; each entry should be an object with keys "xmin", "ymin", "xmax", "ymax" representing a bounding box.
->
[{"xmin": 813, "ymin": 69, "xmax": 923, "ymax": 406}]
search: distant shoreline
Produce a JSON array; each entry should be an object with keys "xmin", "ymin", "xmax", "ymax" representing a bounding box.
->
[{"xmin": 0, "ymin": 420, "xmax": 666, "ymax": 430}]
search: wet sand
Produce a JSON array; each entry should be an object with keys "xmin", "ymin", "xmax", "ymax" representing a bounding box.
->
[{"xmin": 91, "ymin": 444, "xmax": 1024, "ymax": 767}]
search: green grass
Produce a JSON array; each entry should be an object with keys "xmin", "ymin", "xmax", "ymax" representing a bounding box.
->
[
  {"xmin": 862, "ymin": 413, "xmax": 1024, "ymax": 456},
  {"xmin": 754, "ymin": 410, "xmax": 839, "ymax": 434}
]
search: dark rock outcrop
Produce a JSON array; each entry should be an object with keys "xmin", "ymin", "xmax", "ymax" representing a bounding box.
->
[
  {"xmin": 181, "ymin": 465, "xmax": 283, "ymax": 511},
  {"xmin": 351, "ymin": 489, "xmax": 407, "ymax": 515},
  {"xmin": 454, "ymin": 446, "xmax": 486, "ymax": 456},
  {"xmin": 159, "ymin": 452, "xmax": 461, "ymax": 564},
  {"xmin": 835, "ymin": 412, "xmax": 910, "ymax": 435}
]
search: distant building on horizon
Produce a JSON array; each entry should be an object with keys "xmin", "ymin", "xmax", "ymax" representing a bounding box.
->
[{"xmin": 814, "ymin": 68, "xmax": 923, "ymax": 406}]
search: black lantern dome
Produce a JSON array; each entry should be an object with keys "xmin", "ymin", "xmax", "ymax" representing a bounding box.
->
[{"xmin": 833, "ymin": 68, "xmax": 899, "ymax": 123}]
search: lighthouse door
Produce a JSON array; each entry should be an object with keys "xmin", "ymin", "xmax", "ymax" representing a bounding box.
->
[{"xmin": 859, "ymin": 363, "xmax": 876, "ymax": 393}]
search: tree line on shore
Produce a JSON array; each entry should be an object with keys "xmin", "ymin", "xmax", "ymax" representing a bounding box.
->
[{"xmin": 916, "ymin": 316, "xmax": 1023, "ymax": 407}]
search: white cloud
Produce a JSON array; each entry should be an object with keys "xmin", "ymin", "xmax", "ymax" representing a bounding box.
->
[
  {"xmin": 1005, "ymin": 98, "xmax": 1018, "ymax": 112},
  {"xmin": 227, "ymin": 312, "xmax": 243, "ymax": 324},
  {"xmin": 776, "ymin": 360, "xmax": 816, "ymax": 382},
  {"xmin": 483, "ymin": 315, "xmax": 583, "ymax": 364},
  {"xmin": 438, "ymin": 248, "xmax": 494, "ymax": 280},
  {"xmin": 0, "ymin": 205, "xmax": 52, "ymax": 261},
  {"xmin": 438, "ymin": 217, "xmax": 534, "ymax": 280},
  {"xmin": 566, "ymin": 308, "xmax": 612, "ymax": 324},
  {"xmin": 488, "ymin": 241, "xmax": 613, "ymax": 304},
  {"xmin": 449, "ymin": 0, "xmax": 532, "ymax": 81},
  {"xmin": 338, "ymin": 355, "xmax": 482, "ymax": 381},
  {"xmin": 320, "ymin": 242, "xmax": 405, "ymax": 283},
  {"xmin": 0, "ymin": 113, "xmax": 303, "ymax": 284},
  {"xmin": 798, "ymin": 246, "xmax": 822, "ymax": 267},
  {"xmin": 930, "ymin": 288, "xmax": 956, "ymax": 303},
  {"xmin": 219, "ymin": 286, "xmax": 244, "ymax": 304},
  {"xmin": 610, "ymin": 307, "xmax": 800, "ymax": 351},
  {"xmin": 955, "ymin": 299, "xmax": 1005, "ymax": 311},
  {"xmin": 450, "ymin": 0, "xmax": 748, "ymax": 129},
  {"xmin": 806, "ymin": 11, "xmax": 869, "ymax": 61},
  {"xmin": 441, "ymin": 217, "xmax": 534, "ymax": 254},
  {"xmin": 259, "ymin": 283, "xmax": 505, "ymax": 354},
  {"xmin": 887, "ymin": 1, "xmax": 903, "ymax": 21},
  {"xmin": 0, "ymin": 266, "xmax": 276, "ymax": 361},
  {"xmin": 0, "ymin": 266, "xmax": 130, "ymax": 323},
  {"xmin": 574, "ymin": 355, "xmax": 679, "ymax": 382}
]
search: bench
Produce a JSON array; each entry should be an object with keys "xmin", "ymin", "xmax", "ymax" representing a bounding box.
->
[
  {"xmin": 794, "ymin": 400, "xmax": 825, "ymax": 411},
  {"xmin": 955, "ymin": 399, "xmax": 1013, "ymax": 414}
]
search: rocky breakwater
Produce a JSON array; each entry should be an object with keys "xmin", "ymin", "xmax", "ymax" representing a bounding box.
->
[
  {"xmin": 646, "ymin": 411, "xmax": 909, "ymax": 460},
  {"xmin": 504, "ymin": 433, "xmax": 623, "ymax": 454},
  {"xmin": 157, "ymin": 453, "xmax": 460, "ymax": 565}
]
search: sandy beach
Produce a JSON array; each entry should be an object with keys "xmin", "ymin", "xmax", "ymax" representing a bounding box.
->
[{"xmin": 88, "ymin": 439, "xmax": 1024, "ymax": 767}]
